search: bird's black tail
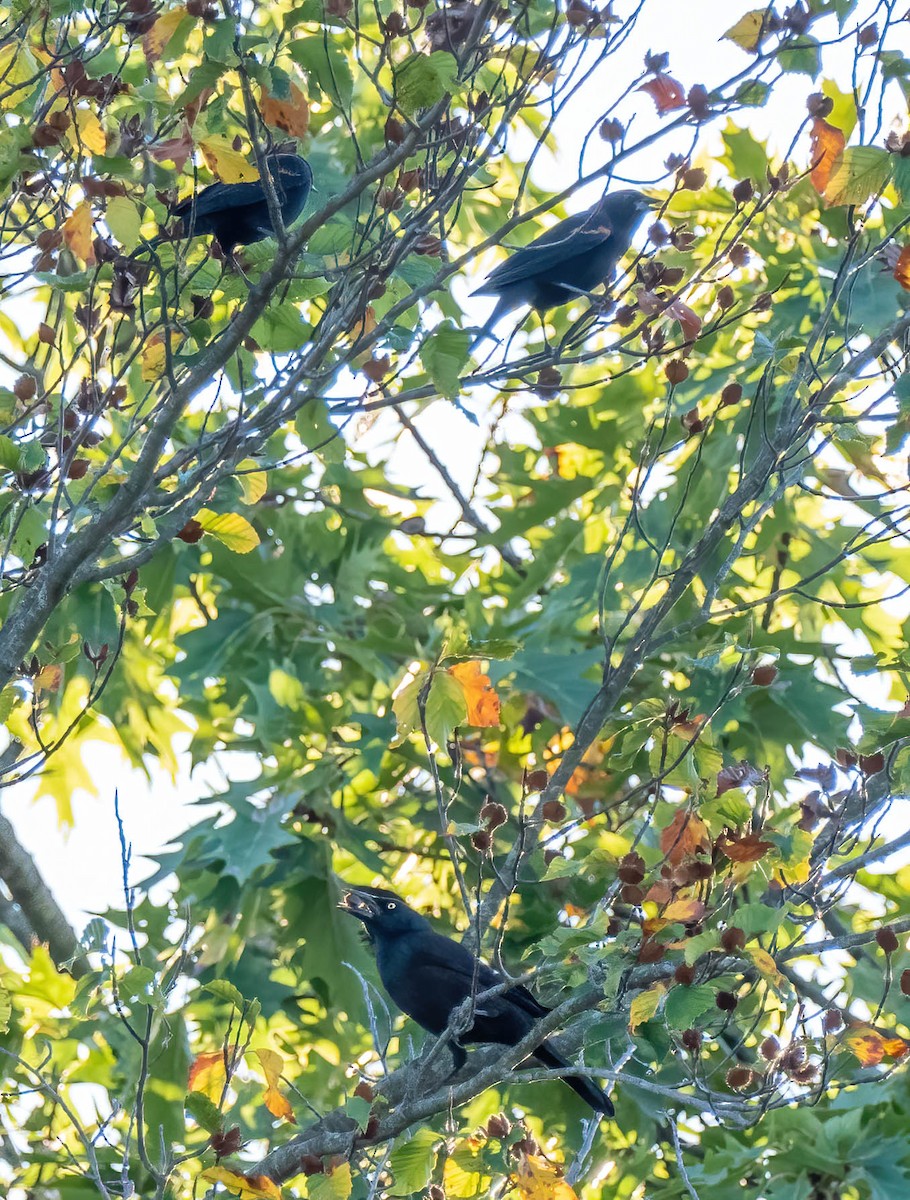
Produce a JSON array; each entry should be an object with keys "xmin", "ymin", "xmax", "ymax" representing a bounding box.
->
[{"xmin": 533, "ymin": 1039, "xmax": 614, "ymax": 1116}]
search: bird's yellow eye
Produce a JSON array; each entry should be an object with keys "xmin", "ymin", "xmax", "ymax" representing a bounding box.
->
[{"xmin": 387, "ymin": 902, "xmax": 396, "ymax": 910}]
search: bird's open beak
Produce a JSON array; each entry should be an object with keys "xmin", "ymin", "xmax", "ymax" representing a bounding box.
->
[{"xmin": 338, "ymin": 889, "xmax": 377, "ymax": 921}]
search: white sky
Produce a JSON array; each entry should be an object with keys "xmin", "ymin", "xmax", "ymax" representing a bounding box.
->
[{"xmin": 2, "ymin": 0, "xmax": 905, "ymax": 932}]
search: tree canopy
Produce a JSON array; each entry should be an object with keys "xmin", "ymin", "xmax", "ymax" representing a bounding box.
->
[{"xmin": 1, "ymin": 0, "xmax": 910, "ymax": 1197}]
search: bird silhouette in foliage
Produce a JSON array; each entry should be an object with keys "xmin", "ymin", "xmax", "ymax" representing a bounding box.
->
[
  {"xmin": 163, "ymin": 154, "xmax": 313, "ymax": 261},
  {"xmin": 339, "ymin": 884, "xmax": 614, "ymax": 1116},
  {"xmin": 471, "ymin": 187, "xmax": 656, "ymax": 347}
]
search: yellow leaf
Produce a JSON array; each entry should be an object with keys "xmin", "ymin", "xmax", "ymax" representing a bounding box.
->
[
  {"xmin": 443, "ymin": 1153, "xmax": 487, "ymax": 1199},
  {"xmin": 251, "ymin": 1048, "xmax": 294, "ymax": 1122},
  {"xmin": 34, "ymin": 664, "xmax": 63, "ymax": 693},
  {"xmin": 748, "ymin": 947, "xmax": 784, "ymax": 989},
  {"xmin": 199, "ymin": 137, "xmax": 260, "ymax": 183},
  {"xmin": 514, "ymin": 1153, "xmax": 578, "ymax": 1200},
  {"xmin": 200, "ymin": 1167, "xmax": 282, "ymax": 1200},
  {"xmin": 62, "ymin": 202, "xmax": 95, "ymax": 265},
  {"xmin": 723, "ymin": 9, "xmax": 769, "ymax": 52},
  {"xmin": 0, "ymin": 43, "xmax": 40, "ymax": 105},
  {"xmin": 629, "ymin": 983, "xmax": 665, "ymax": 1031},
  {"xmin": 197, "ymin": 510, "xmax": 260, "ymax": 554},
  {"xmin": 261, "ymin": 81, "xmax": 310, "ymax": 139},
  {"xmin": 188, "ymin": 1050, "xmax": 226, "ymax": 1102},
  {"xmin": 144, "ymin": 7, "xmax": 189, "ymax": 61},
  {"xmin": 314, "ymin": 1161, "xmax": 352, "ymax": 1200},
  {"xmin": 72, "ymin": 108, "xmax": 106, "ymax": 156},
  {"xmin": 447, "ymin": 660, "xmax": 500, "ymax": 727},
  {"xmin": 237, "ymin": 459, "xmax": 268, "ymax": 504},
  {"xmin": 141, "ymin": 333, "xmax": 181, "ymax": 382}
]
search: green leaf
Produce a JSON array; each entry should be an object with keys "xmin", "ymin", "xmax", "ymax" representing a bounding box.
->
[
  {"xmin": 389, "ymin": 1129, "xmax": 441, "ymax": 1196},
  {"xmin": 204, "ymin": 979, "xmax": 246, "ymax": 1010},
  {"xmin": 197, "ymin": 509, "xmax": 260, "ymax": 554},
  {"xmin": 288, "ymin": 37, "xmax": 353, "ymax": 106},
  {"xmin": 118, "ymin": 966, "xmax": 157, "ymax": 1004},
  {"xmin": 20, "ymin": 440, "xmax": 46, "ymax": 472},
  {"xmin": 0, "ymin": 985, "xmax": 10, "ymax": 1033},
  {"xmin": 424, "ymin": 669, "xmax": 468, "ymax": 747},
  {"xmin": 699, "ymin": 788, "xmax": 753, "ymax": 832},
  {"xmin": 343, "ymin": 1094, "xmax": 372, "ymax": 1131},
  {"xmin": 825, "ymin": 146, "xmax": 892, "ymax": 206},
  {"xmin": 778, "ymin": 35, "xmax": 821, "ymax": 77},
  {"xmin": 893, "ymin": 156, "xmax": 910, "ymax": 204},
  {"xmin": 664, "ymin": 984, "xmax": 716, "ymax": 1030},
  {"xmin": 730, "ymin": 902, "xmax": 785, "ymax": 939},
  {"xmin": 395, "ymin": 52, "xmax": 458, "ymax": 116},
  {"xmin": 252, "ymin": 303, "xmax": 310, "ymax": 353},
  {"xmin": 269, "ymin": 667, "xmax": 305, "ymax": 710},
  {"xmin": 0, "ymin": 435, "xmax": 20, "ymax": 471},
  {"xmin": 106, "ymin": 196, "xmax": 143, "ymax": 251},
  {"xmin": 821, "ymin": 78, "xmax": 859, "ymax": 138},
  {"xmin": 185, "ymin": 1090, "xmax": 224, "ymax": 1134},
  {"xmin": 420, "ymin": 321, "xmax": 471, "ymax": 400}
]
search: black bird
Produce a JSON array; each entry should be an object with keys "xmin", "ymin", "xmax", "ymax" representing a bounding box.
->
[
  {"xmin": 339, "ymin": 885, "xmax": 614, "ymax": 1116},
  {"xmin": 472, "ymin": 188, "xmax": 656, "ymax": 344},
  {"xmin": 167, "ymin": 154, "xmax": 313, "ymax": 258}
]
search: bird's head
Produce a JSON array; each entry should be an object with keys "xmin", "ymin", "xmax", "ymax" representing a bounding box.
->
[
  {"xmin": 338, "ymin": 885, "xmax": 430, "ymax": 936},
  {"xmin": 602, "ymin": 189, "xmax": 660, "ymax": 218},
  {"xmin": 269, "ymin": 154, "xmax": 313, "ymax": 191}
]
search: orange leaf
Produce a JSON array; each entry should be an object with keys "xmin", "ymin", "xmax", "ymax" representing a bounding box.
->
[
  {"xmin": 638, "ymin": 73, "xmax": 686, "ymax": 114},
  {"xmin": 251, "ymin": 1049, "xmax": 294, "ymax": 1122},
  {"xmin": 846, "ymin": 1027, "xmax": 887, "ymax": 1066},
  {"xmin": 844, "ymin": 1025, "xmax": 908, "ymax": 1066},
  {"xmin": 659, "ymin": 810, "xmax": 710, "ymax": 865},
  {"xmin": 663, "ymin": 898, "xmax": 705, "ymax": 923},
  {"xmin": 717, "ymin": 832, "xmax": 773, "ymax": 863},
  {"xmin": 188, "ymin": 1050, "xmax": 226, "ymax": 1102},
  {"xmin": 62, "ymin": 201, "xmax": 95, "ymax": 265},
  {"xmin": 894, "ymin": 245, "xmax": 910, "ymax": 291},
  {"xmin": 448, "ymin": 661, "xmax": 501, "ymax": 727},
  {"xmin": 645, "ymin": 881, "xmax": 673, "ymax": 905},
  {"xmin": 261, "ymin": 82, "xmax": 310, "ymax": 139},
  {"xmin": 809, "ymin": 118, "xmax": 845, "ymax": 195}
]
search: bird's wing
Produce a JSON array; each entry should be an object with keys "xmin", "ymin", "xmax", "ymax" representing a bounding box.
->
[
  {"xmin": 172, "ymin": 183, "xmax": 261, "ymax": 219},
  {"xmin": 407, "ymin": 937, "xmax": 550, "ymax": 1018},
  {"xmin": 475, "ymin": 210, "xmax": 614, "ymax": 294}
]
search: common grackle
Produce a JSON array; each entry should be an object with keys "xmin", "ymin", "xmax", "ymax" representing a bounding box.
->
[
  {"xmin": 166, "ymin": 154, "xmax": 313, "ymax": 258},
  {"xmin": 472, "ymin": 188, "xmax": 655, "ymax": 345},
  {"xmin": 339, "ymin": 885, "xmax": 614, "ymax": 1116}
]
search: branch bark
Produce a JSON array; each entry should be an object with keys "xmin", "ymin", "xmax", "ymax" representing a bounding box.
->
[{"xmin": 0, "ymin": 803, "xmax": 86, "ymax": 975}]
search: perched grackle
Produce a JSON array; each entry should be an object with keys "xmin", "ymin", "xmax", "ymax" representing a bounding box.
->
[
  {"xmin": 166, "ymin": 154, "xmax": 313, "ymax": 258},
  {"xmin": 472, "ymin": 188, "xmax": 655, "ymax": 344},
  {"xmin": 339, "ymin": 885, "xmax": 614, "ymax": 1116}
]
